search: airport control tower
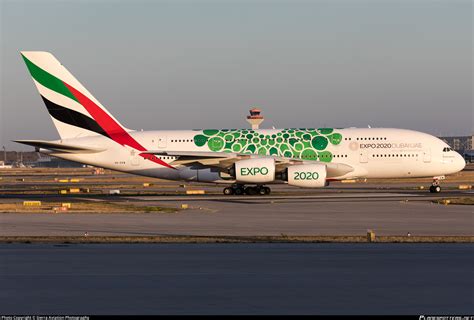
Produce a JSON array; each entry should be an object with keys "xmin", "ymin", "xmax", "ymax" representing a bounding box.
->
[{"xmin": 246, "ymin": 107, "xmax": 264, "ymax": 130}]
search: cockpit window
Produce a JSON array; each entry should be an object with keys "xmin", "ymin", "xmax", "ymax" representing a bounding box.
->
[{"xmin": 443, "ymin": 147, "xmax": 453, "ymax": 152}]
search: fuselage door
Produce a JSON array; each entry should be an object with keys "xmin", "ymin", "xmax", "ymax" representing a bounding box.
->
[
  {"xmin": 157, "ymin": 136, "xmax": 167, "ymax": 149},
  {"xmin": 359, "ymin": 149, "xmax": 368, "ymax": 163},
  {"xmin": 423, "ymin": 149, "xmax": 431, "ymax": 163},
  {"xmin": 130, "ymin": 149, "xmax": 140, "ymax": 166}
]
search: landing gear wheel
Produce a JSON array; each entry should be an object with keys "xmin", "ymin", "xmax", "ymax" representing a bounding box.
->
[
  {"xmin": 258, "ymin": 187, "xmax": 266, "ymax": 195},
  {"xmin": 264, "ymin": 187, "xmax": 271, "ymax": 195},
  {"xmin": 245, "ymin": 187, "xmax": 258, "ymax": 195},
  {"xmin": 429, "ymin": 178, "xmax": 442, "ymax": 193},
  {"xmin": 223, "ymin": 187, "xmax": 234, "ymax": 195},
  {"xmin": 234, "ymin": 187, "xmax": 244, "ymax": 195}
]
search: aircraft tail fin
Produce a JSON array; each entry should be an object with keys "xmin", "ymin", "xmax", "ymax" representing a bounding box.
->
[{"xmin": 21, "ymin": 51, "xmax": 130, "ymax": 141}]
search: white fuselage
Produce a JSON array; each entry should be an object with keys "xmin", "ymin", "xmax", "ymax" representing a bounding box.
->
[{"xmin": 43, "ymin": 127, "xmax": 465, "ymax": 184}]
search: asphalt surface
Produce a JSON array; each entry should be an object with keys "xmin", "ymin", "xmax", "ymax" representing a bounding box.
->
[
  {"xmin": 1, "ymin": 169, "xmax": 472, "ymax": 237},
  {"xmin": 1, "ymin": 189, "xmax": 473, "ymax": 236},
  {"xmin": 1, "ymin": 170, "xmax": 472, "ymax": 315},
  {"xmin": 1, "ymin": 243, "xmax": 472, "ymax": 315}
]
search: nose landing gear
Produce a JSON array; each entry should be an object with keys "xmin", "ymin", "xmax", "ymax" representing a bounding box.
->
[
  {"xmin": 429, "ymin": 177, "xmax": 442, "ymax": 193},
  {"xmin": 223, "ymin": 185, "xmax": 271, "ymax": 196}
]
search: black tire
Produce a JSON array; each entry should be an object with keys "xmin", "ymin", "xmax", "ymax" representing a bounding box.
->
[
  {"xmin": 429, "ymin": 186, "xmax": 435, "ymax": 193},
  {"xmin": 245, "ymin": 187, "xmax": 257, "ymax": 195},
  {"xmin": 258, "ymin": 187, "xmax": 266, "ymax": 195},
  {"xmin": 264, "ymin": 187, "xmax": 271, "ymax": 195},
  {"xmin": 234, "ymin": 187, "xmax": 244, "ymax": 195},
  {"xmin": 223, "ymin": 187, "xmax": 234, "ymax": 195}
]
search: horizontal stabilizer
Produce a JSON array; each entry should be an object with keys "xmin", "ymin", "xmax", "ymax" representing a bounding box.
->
[{"xmin": 13, "ymin": 140, "xmax": 106, "ymax": 154}]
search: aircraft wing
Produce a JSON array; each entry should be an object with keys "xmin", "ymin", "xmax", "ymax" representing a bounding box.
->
[
  {"xmin": 141, "ymin": 150, "xmax": 251, "ymax": 167},
  {"xmin": 142, "ymin": 150, "xmax": 354, "ymax": 178},
  {"xmin": 13, "ymin": 140, "xmax": 106, "ymax": 154}
]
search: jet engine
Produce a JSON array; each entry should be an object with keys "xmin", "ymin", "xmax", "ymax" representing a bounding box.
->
[
  {"xmin": 285, "ymin": 164, "xmax": 327, "ymax": 188},
  {"xmin": 233, "ymin": 158, "xmax": 275, "ymax": 183}
]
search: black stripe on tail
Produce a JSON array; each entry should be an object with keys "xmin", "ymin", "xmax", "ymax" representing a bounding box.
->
[{"xmin": 41, "ymin": 95, "xmax": 111, "ymax": 139}]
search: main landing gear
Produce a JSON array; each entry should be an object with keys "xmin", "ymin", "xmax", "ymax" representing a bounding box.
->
[
  {"xmin": 223, "ymin": 184, "xmax": 271, "ymax": 196},
  {"xmin": 429, "ymin": 178, "xmax": 442, "ymax": 193}
]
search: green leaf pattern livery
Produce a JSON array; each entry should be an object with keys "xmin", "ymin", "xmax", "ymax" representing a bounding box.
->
[{"xmin": 193, "ymin": 128, "xmax": 342, "ymax": 162}]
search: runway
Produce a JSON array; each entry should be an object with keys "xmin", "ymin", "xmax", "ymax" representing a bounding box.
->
[
  {"xmin": 1, "ymin": 243, "xmax": 472, "ymax": 314},
  {"xmin": 1, "ymin": 166, "xmax": 472, "ymax": 315},
  {"xmin": 1, "ymin": 191, "xmax": 472, "ymax": 236},
  {"xmin": 1, "ymin": 167, "xmax": 472, "ymax": 237}
]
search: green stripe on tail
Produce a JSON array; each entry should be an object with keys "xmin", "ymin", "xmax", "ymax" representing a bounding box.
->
[{"xmin": 21, "ymin": 54, "xmax": 78, "ymax": 103}]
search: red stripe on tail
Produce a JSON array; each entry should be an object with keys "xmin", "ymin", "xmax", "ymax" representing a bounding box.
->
[{"xmin": 63, "ymin": 82, "xmax": 174, "ymax": 170}]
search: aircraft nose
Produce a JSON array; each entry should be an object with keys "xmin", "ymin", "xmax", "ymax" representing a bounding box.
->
[{"xmin": 454, "ymin": 152, "xmax": 466, "ymax": 172}]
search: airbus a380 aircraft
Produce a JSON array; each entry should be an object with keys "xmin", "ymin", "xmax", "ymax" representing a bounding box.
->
[{"xmin": 15, "ymin": 51, "xmax": 465, "ymax": 195}]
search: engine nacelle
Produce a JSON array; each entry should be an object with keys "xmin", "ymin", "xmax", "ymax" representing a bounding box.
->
[
  {"xmin": 234, "ymin": 158, "xmax": 275, "ymax": 183},
  {"xmin": 286, "ymin": 164, "xmax": 327, "ymax": 188}
]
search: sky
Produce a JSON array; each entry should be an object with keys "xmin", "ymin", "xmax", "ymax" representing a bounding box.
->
[{"xmin": 0, "ymin": 0, "xmax": 472, "ymax": 150}]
